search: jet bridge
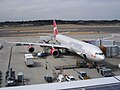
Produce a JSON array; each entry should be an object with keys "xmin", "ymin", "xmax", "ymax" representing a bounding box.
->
[{"xmin": 86, "ymin": 39, "xmax": 120, "ymax": 57}]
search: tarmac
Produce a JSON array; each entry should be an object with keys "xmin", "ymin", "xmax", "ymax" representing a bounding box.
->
[
  {"xmin": 0, "ymin": 32, "xmax": 120, "ymax": 87},
  {"xmin": 0, "ymin": 25, "xmax": 120, "ymax": 37}
]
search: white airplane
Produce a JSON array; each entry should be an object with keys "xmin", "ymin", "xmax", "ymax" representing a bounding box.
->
[{"xmin": 8, "ymin": 20, "xmax": 105, "ymax": 62}]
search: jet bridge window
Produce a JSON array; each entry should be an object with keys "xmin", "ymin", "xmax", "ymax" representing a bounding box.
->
[{"xmin": 95, "ymin": 53, "xmax": 104, "ymax": 55}]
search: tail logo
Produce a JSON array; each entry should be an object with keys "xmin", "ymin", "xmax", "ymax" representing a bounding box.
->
[{"xmin": 53, "ymin": 20, "xmax": 58, "ymax": 37}]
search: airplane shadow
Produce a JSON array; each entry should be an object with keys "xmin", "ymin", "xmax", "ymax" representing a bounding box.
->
[
  {"xmin": 27, "ymin": 62, "xmax": 43, "ymax": 68},
  {"xmin": 60, "ymin": 52, "xmax": 79, "ymax": 58},
  {"xmin": 18, "ymin": 52, "xmax": 36, "ymax": 54},
  {"xmin": 33, "ymin": 62, "xmax": 43, "ymax": 68}
]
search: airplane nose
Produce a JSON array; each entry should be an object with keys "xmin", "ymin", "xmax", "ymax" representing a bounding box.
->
[
  {"xmin": 100, "ymin": 56, "xmax": 105, "ymax": 60},
  {"xmin": 91, "ymin": 55, "xmax": 105, "ymax": 62},
  {"xmin": 98, "ymin": 55, "xmax": 105, "ymax": 61}
]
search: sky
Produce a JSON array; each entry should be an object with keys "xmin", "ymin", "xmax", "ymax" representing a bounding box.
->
[{"xmin": 0, "ymin": 0, "xmax": 120, "ymax": 21}]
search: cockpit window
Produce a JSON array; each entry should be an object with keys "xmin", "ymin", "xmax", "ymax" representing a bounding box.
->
[{"xmin": 95, "ymin": 53, "xmax": 104, "ymax": 55}]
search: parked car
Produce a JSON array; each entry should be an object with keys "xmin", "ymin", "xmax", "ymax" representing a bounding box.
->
[
  {"xmin": 44, "ymin": 75, "xmax": 53, "ymax": 83},
  {"xmin": 57, "ymin": 74, "xmax": 65, "ymax": 82},
  {"xmin": 78, "ymin": 71, "xmax": 91, "ymax": 80},
  {"xmin": 65, "ymin": 75, "xmax": 75, "ymax": 81}
]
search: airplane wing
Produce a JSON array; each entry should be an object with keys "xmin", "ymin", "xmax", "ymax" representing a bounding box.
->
[{"xmin": 7, "ymin": 41, "xmax": 70, "ymax": 49}]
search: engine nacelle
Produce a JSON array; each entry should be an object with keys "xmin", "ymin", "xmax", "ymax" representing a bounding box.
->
[
  {"xmin": 28, "ymin": 46, "xmax": 35, "ymax": 53},
  {"xmin": 83, "ymin": 54, "xmax": 87, "ymax": 59},
  {"xmin": 50, "ymin": 48, "xmax": 60, "ymax": 58}
]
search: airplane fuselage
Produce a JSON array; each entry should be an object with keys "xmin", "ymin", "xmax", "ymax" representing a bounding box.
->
[{"xmin": 56, "ymin": 34, "xmax": 105, "ymax": 62}]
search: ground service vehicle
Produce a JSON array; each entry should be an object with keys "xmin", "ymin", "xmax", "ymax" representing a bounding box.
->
[
  {"xmin": 78, "ymin": 71, "xmax": 91, "ymax": 80},
  {"xmin": 101, "ymin": 68, "xmax": 113, "ymax": 77},
  {"xmin": 17, "ymin": 72, "xmax": 24, "ymax": 82},
  {"xmin": 96, "ymin": 66, "xmax": 106, "ymax": 73},
  {"xmin": 37, "ymin": 52, "xmax": 48, "ymax": 58},
  {"xmin": 97, "ymin": 66, "xmax": 113, "ymax": 77},
  {"xmin": 5, "ymin": 68, "xmax": 16, "ymax": 87},
  {"xmin": 24, "ymin": 54, "xmax": 34, "ymax": 66},
  {"xmin": 76, "ymin": 60, "xmax": 87, "ymax": 68}
]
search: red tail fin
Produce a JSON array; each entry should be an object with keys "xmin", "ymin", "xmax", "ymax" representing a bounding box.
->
[{"xmin": 53, "ymin": 20, "xmax": 58, "ymax": 37}]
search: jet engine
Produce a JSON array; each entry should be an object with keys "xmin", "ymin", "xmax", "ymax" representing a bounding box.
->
[
  {"xmin": 50, "ymin": 48, "xmax": 60, "ymax": 58},
  {"xmin": 28, "ymin": 46, "xmax": 35, "ymax": 53},
  {"xmin": 83, "ymin": 54, "xmax": 87, "ymax": 59}
]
